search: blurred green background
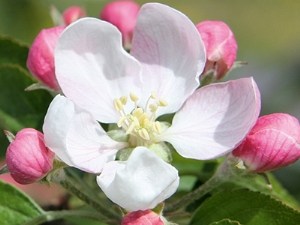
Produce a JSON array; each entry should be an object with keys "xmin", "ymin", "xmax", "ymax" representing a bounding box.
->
[{"xmin": 0, "ymin": 0, "xmax": 299, "ymax": 199}]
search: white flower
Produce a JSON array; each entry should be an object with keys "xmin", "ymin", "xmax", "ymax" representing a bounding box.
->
[{"xmin": 43, "ymin": 3, "xmax": 260, "ymax": 211}]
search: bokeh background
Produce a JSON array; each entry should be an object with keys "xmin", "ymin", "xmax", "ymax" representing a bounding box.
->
[{"xmin": 0, "ymin": 0, "xmax": 300, "ymax": 200}]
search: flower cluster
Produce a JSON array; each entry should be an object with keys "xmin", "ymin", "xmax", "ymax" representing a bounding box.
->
[{"xmin": 3, "ymin": 1, "xmax": 300, "ymax": 224}]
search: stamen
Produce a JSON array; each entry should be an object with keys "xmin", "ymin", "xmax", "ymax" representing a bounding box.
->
[
  {"xmin": 114, "ymin": 93, "xmax": 166, "ymax": 144},
  {"xmin": 126, "ymin": 120, "xmax": 137, "ymax": 134},
  {"xmin": 138, "ymin": 128, "xmax": 150, "ymax": 140},
  {"xmin": 151, "ymin": 92, "xmax": 157, "ymax": 99},
  {"xmin": 132, "ymin": 108, "xmax": 144, "ymax": 117},
  {"xmin": 120, "ymin": 96, "xmax": 128, "ymax": 105},
  {"xmin": 114, "ymin": 99, "xmax": 124, "ymax": 111},
  {"xmin": 153, "ymin": 121, "xmax": 162, "ymax": 134},
  {"xmin": 117, "ymin": 116, "xmax": 127, "ymax": 128},
  {"xmin": 149, "ymin": 103, "xmax": 158, "ymax": 113},
  {"xmin": 158, "ymin": 99, "xmax": 168, "ymax": 107},
  {"xmin": 130, "ymin": 92, "xmax": 139, "ymax": 103}
]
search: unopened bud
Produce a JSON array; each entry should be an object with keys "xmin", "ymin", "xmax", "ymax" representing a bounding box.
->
[
  {"xmin": 27, "ymin": 26, "xmax": 64, "ymax": 90},
  {"xmin": 196, "ymin": 20, "xmax": 237, "ymax": 80},
  {"xmin": 6, "ymin": 128, "xmax": 54, "ymax": 184},
  {"xmin": 100, "ymin": 0, "xmax": 140, "ymax": 48},
  {"xmin": 122, "ymin": 210, "xmax": 164, "ymax": 225},
  {"xmin": 63, "ymin": 6, "xmax": 86, "ymax": 25},
  {"xmin": 232, "ymin": 113, "xmax": 300, "ymax": 173}
]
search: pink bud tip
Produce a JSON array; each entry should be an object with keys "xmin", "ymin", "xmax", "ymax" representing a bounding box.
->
[
  {"xmin": 196, "ymin": 20, "xmax": 238, "ymax": 80},
  {"xmin": 27, "ymin": 26, "xmax": 64, "ymax": 90},
  {"xmin": 100, "ymin": 0, "xmax": 140, "ymax": 47},
  {"xmin": 6, "ymin": 128, "xmax": 54, "ymax": 184},
  {"xmin": 122, "ymin": 210, "xmax": 164, "ymax": 225},
  {"xmin": 63, "ymin": 6, "xmax": 86, "ymax": 25},
  {"xmin": 232, "ymin": 113, "xmax": 300, "ymax": 173}
]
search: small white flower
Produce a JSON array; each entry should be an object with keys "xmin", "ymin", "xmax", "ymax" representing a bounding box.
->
[{"xmin": 43, "ymin": 3, "xmax": 260, "ymax": 211}]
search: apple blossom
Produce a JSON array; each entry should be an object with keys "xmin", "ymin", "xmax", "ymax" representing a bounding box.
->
[
  {"xmin": 63, "ymin": 6, "xmax": 86, "ymax": 25},
  {"xmin": 232, "ymin": 113, "xmax": 300, "ymax": 172},
  {"xmin": 196, "ymin": 20, "xmax": 237, "ymax": 80},
  {"xmin": 122, "ymin": 209, "xmax": 164, "ymax": 225},
  {"xmin": 100, "ymin": 0, "xmax": 140, "ymax": 47},
  {"xmin": 27, "ymin": 26, "xmax": 64, "ymax": 90},
  {"xmin": 6, "ymin": 128, "xmax": 54, "ymax": 184},
  {"xmin": 43, "ymin": 3, "xmax": 260, "ymax": 211}
]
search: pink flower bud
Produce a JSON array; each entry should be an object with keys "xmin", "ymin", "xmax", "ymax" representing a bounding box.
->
[
  {"xmin": 122, "ymin": 210, "xmax": 164, "ymax": 225},
  {"xmin": 232, "ymin": 113, "xmax": 300, "ymax": 173},
  {"xmin": 6, "ymin": 128, "xmax": 54, "ymax": 184},
  {"xmin": 27, "ymin": 26, "xmax": 64, "ymax": 90},
  {"xmin": 196, "ymin": 20, "xmax": 238, "ymax": 80},
  {"xmin": 63, "ymin": 6, "xmax": 86, "ymax": 25},
  {"xmin": 100, "ymin": 0, "xmax": 140, "ymax": 47}
]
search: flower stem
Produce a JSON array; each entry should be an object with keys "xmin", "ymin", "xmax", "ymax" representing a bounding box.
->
[
  {"xmin": 165, "ymin": 159, "xmax": 234, "ymax": 213},
  {"xmin": 49, "ymin": 168, "xmax": 121, "ymax": 222},
  {"xmin": 23, "ymin": 210, "xmax": 113, "ymax": 225}
]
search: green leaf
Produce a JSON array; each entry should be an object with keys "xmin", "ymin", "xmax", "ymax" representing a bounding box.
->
[
  {"xmin": 0, "ymin": 180, "xmax": 43, "ymax": 225},
  {"xmin": 222, "ymin": 171, "xmax": 300, "ymax": 209},
  {"xmin": 0, "ymin": 65, "xmax": 52, "ymax": 155},
  {"xmin": 0, "ymin": 36, "xmax": 29, "ymax": 69},
  {"xmin": 190, "ymin": 189, "xmax": 300, "ymax": 225},
  {"xmin": 209, "ymin": 219, "xmax": 242, "ymax": 225}
]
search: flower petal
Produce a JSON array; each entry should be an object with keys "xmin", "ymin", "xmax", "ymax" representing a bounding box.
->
[
  {"xmin": 55, "ymin": 17, "xmax": 142, "ymax": 123},
  {"xmin": 160, "ymin": 77, "xmax": 261, "ymax": 160},
  {"xmin": 43, "ymin": 95, "xmax": 126, "ymax": 173},
  {"xmin": 131, "ymin": 3, "xmax": 206, "ymax": 116},
  {"xmin": 97, "ymin": 147, "xmax": 179, "ymax": 211}
]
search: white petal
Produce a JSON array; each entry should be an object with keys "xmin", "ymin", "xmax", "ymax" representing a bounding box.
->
[
  {"xmin": 55, "ymin": 18, "xmax": 142, "ymax": 123},
  {"xmin": 160, "ymin": 77, "xmax": 261, "ymax": 160},
  {"xmin": 97, "ymin": 147, "xmax": 179, "ymax": 211},
  {"xmin": 43, "ymin": 95, "xmax": 126, "ymax": 173},
  {"xmin": 131, "ymin": 3, "xmax": 206, "ymax": 116}
]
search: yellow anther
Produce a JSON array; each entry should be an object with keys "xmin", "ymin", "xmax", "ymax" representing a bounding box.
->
[
  {"xmin": 142, "ymin": 117, "xmax": 150, "ymax": 128},
  {"xmin": 150, "ymin": 92, "xmax": 157, "ymax": 99},
  {"xmin": 114, "ymin": 99, "xmax": 124, "ymax": 111},
  {"xmin": 158, "ymin": 100, "xmax": 168, "ymax": 107},
  {"xmin": 132, "ymin": 108, "xmax": 144, "ymax": 117},
  {"xmin": 131, "ymin": 116, "xmax": 140, "ymax": 127},
  {"xmin": 120, "ymin": 96, "xmax": 128, "ymax": 105},
  {"xmin": 149, "ymin": 103, "xmax": 158, "ymax": 112},
  {"xmin": 138, "ymin": 128, "xmax": 150, "ymax": 140},
  {"xmin": 130, "ymin": 92, "xmax": 139, "ymax": 103},
  {"xmin": 153, "ymin": 121, "xmax": 162, "ymax": 133},
  {"xmin": 117, "ymin": 116, "xmax": 127, "ymax": 128}
]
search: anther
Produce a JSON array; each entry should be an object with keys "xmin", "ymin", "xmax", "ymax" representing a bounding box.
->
[
  {"xmin": 130, "ymin": 92, "xmax": 139, "ymax": 103},
  {"xmin": 153, "ymin": 121, "xmax": 162, "ymax": 133},
  {"xmin": 149, "ymin": 103, "xmax": 158, "ymax": 113},
  {"xmin": 150, "ymin": 92, "xmax": 157, "ymax": 99},
  {"xmin": 138, "ymin": 128, "xmax": 150, "ymax": 140},
  {"xmin": 114, "ymin": 99, "xmax": 124, "ymax": 111},
  {"xmin": 120, "ymin": 96, "xmax": 128, "ymax": 105},
  {"xmin": 158, "ymin": 100, "xmax": 168, "ymax": 107}
]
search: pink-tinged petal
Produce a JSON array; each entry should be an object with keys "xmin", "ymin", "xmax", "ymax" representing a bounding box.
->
[
  {"xmin": 43, "ymin": 95, "xmax": 126, "ymax": 173},
  {"xmin": 233, "ymin": 113, "xmax": 300, "ymax": 172},
  {"xmin": 131, "ymin": 3, "xmax": 206, "ymax": 116},
  {"xmin": 55, "ymin": 18, "xmax": 142, "ymax": 123},
  {"xmin": 160, "ymin": 77, "xmax": 261, "ymax": 160},
  {"xmin": 97, "ymin": 147, "xmax": 179, "ymax": 211}
]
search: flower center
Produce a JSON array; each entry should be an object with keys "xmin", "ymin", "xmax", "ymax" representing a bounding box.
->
[{"xmin": 113, "ymin": 92, "xmax": 167, "ymax": 146}]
